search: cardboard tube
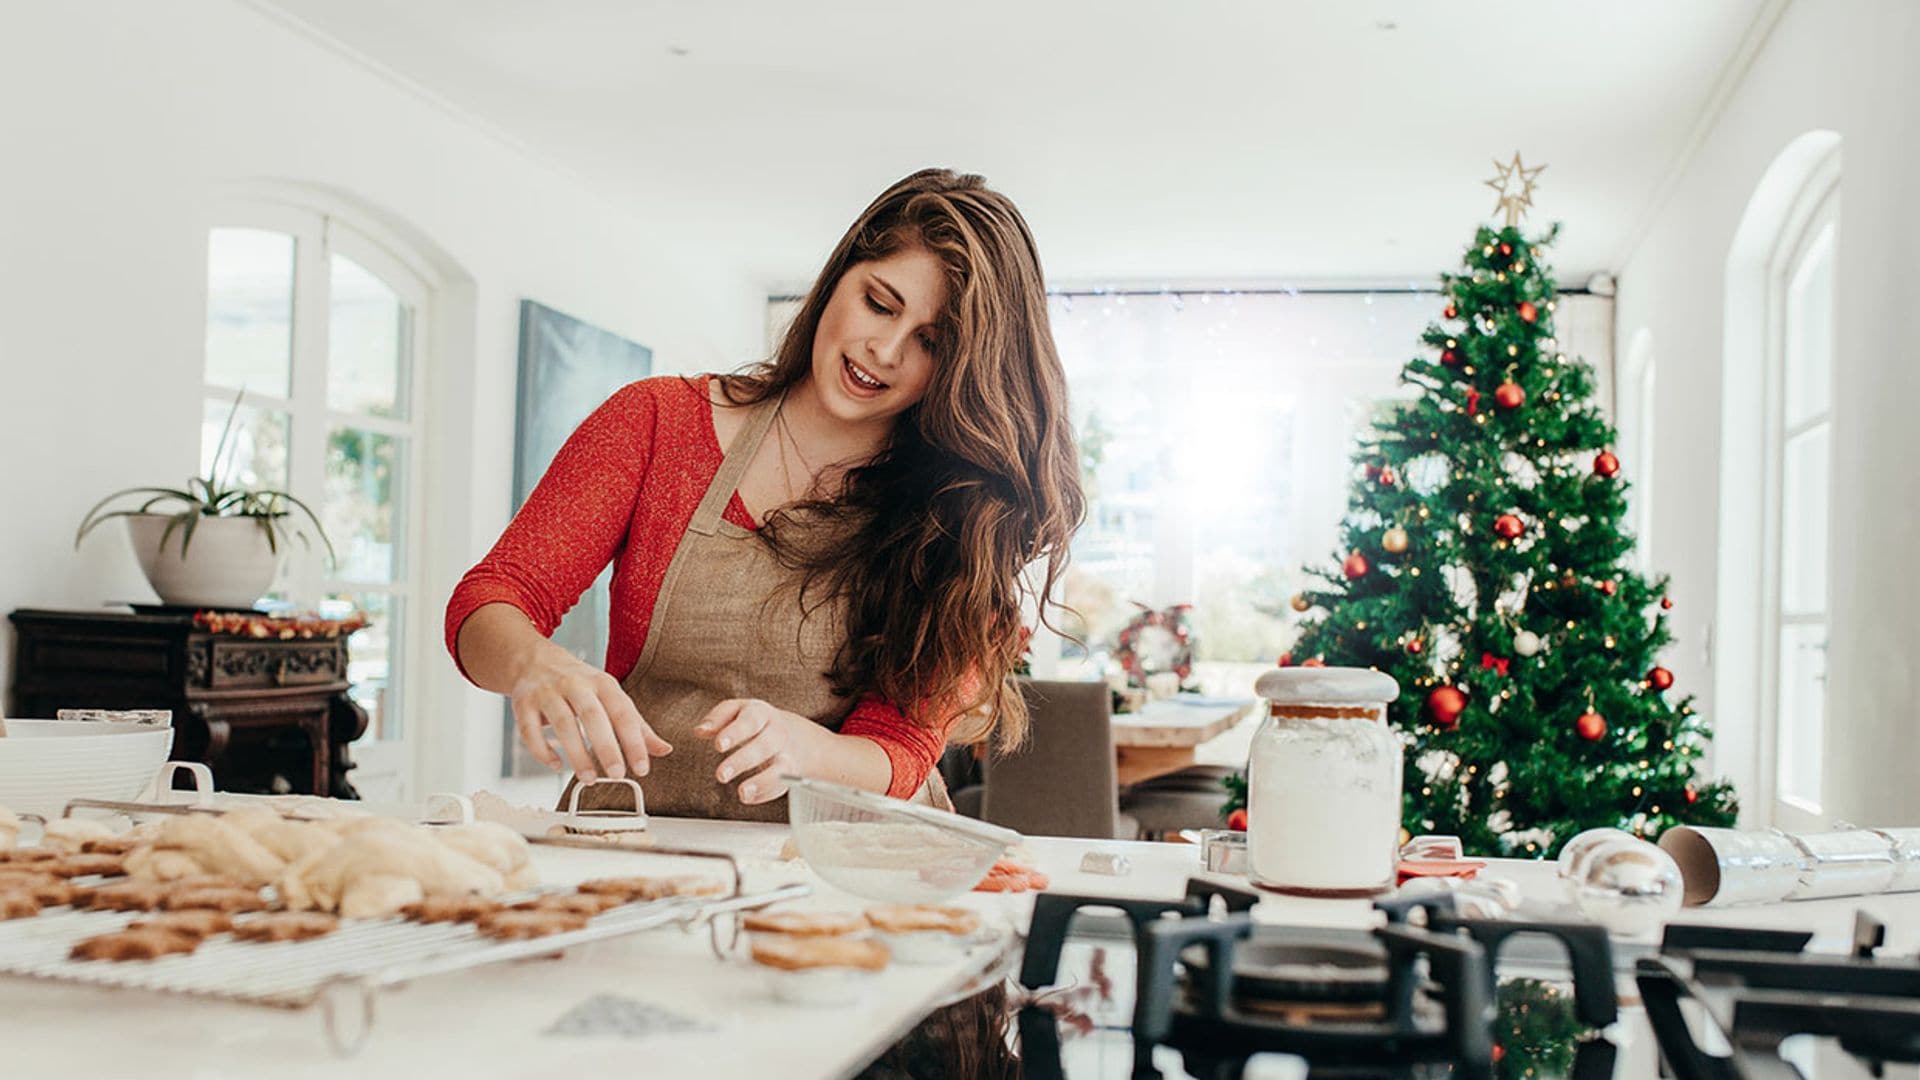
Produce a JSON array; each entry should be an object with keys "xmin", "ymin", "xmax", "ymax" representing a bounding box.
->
[{"xmin": 1658, "ymin": 826, "xmax": 1803, "ymax": 907}]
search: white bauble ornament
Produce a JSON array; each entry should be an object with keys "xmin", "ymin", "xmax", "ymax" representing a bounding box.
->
[
  {"xmin": 1557, "ymin": 827, "xmax": 1633, "ymax": 882},
  {"xmin": 1514, "ymin": 630, "xmax": 1542, "ymax": 657},
  {"xmin": 1574, "ymin": 839, "xmax": 1684, "ymax": 937}
]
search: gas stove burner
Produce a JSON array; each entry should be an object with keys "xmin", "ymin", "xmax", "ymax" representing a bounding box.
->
[
  {"xmin": 1182, "ymin": 928, "xmax": 1392, "ymax": 1017},
  {"xmin": 1018, "ymin": 877, "xmax": 1623, "ymax": 1080}
]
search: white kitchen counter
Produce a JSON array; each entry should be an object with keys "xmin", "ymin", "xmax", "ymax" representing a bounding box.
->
[{"xmin": 3, "ymin": 819, "xmax": 1917, "ymax": 1080}]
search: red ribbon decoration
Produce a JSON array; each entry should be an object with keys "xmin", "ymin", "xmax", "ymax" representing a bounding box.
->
[
  {"xmin": 1479, "ymin": 652, "xmax": 1510, "ymax": 676},
  {"xmin": 1465, "ymin": 388, "xmax": 1481, "ymax": 415}
]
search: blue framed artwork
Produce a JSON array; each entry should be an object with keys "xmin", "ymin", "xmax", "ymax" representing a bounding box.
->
[{"xmin": 505, "ymin": 300, "xmax": 653, "ymax": 775}]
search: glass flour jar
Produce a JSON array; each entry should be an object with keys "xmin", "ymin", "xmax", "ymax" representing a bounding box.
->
[{"xmin": 1247, "ymin": 667, "xmax": 1403, "ymax": 896}]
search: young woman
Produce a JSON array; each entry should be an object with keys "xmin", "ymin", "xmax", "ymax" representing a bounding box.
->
[{"xmin": 446, "ymin": 169, "xmax": 1083, "ymax": 820}]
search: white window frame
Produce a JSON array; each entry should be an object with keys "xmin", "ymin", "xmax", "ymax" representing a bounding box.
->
[
  {"xmin": 203, "ymin": 199, "xmax": 434, "ymax": 799},
  {"xmin": 1618, "ymin": 328, "xmax": 1657, "ymax": 569},
  {"xmin": 1755, "ymin": 158, "xmax": 1839, "ymax": 832}
]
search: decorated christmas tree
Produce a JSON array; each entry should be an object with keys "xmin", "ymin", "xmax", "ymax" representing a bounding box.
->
[{"xmin": 1263, "ymin": 157, "xmax": 1737, "ymax": 858}]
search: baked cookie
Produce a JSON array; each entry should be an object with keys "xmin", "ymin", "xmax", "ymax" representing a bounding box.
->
[
  {"xmin": 0, "ymin": 848, "xmax": 60, "ymax": 865},
  {"xmin": 576, "ymin": 875, "xmax": 726, "ymax": 901},
  {"xmin": 862, "ymin": 905, "xmax": 981, "ymax": 936},
  {"xmin": 741, "ymin": 910, "xmax": 870, "ymax": 937},
  {"xmin": 2, "ymin": 876, "xmax": 77, "ymax": 907},
  {"xmin": 474, "ymin": 909, "xmax": 588, "ymax": 940},
  {"xmin": 400, "ymin": 896, "xmax": 504, "ymax": 924},
  {"xmin": 0, "ymin": 890, "xmax": 42, "ymax": 920},
  {"xmin": 0, "ymin": 869, "xmax": 58, "ymax": 890},
  {"xmin": 48, "ymin": 853, "xmax": 128, "ymax": 879},
  {"xmin": 40, "ymin": 818, "xmax": 119, "ymax": 854},
  {"xmin": 232, "ymin": 912, "xmax": 338, "ymax": 943},
  {"xmin": 70, "ymin": 927, "xmax": 199, "ymax": 962},
  {"xmin": 511, "ymin": 892, "xmax": 625, "ymax": 917},
  {"xmin": 164, "ymin": 884, "xmax": 269, "ymax": 913},
  {"xmin": 750, "ymin": 934, "xmax": 890, "ymax": 972},
  {"xmin": 158, "ymin": 874, "xmax": 245, "ymax": 892},
  {"xmin": 131, "ymin": 910, "xmax": 235, "ymax": 937},
  {"xmin": 77, "ymin": 880, "xmax": 170, "ymax": 912},
  {"xmin": 81, "ymin": 836, "xmax": 144, "ymax": 856}
]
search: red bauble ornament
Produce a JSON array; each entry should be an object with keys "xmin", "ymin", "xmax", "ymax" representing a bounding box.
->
[
  {"xmin": 1444, "ymin": 303, "xmax": 1458, "ymax": 319},
  {"xmin": 1499, "ymin": 242, "xmax": 1513, "ymax": 256},
  {"xmin": 1493, "ymin": 513, "xmax": 1524, "ymax": 540},
  {"xmin": 1494, "ymin": 381, "xmax": 1525, "ymax": 410},
  {"xmin": 1301, "ymin": 656, "xmax": 1327, "ymax": 668},
  {"xmin": 1661, "ymin": 596, "xmax": 1673, "ymax": 610},
  {"xmin": 1226, "ymin": 808, "xmax": 1249, "ymax": 831},
  {"xmin": 1277, "ymin": 652, "xmax": 1293, "ymax": 667},
  {"xmin": 1575, "ymin": 711, "xmax": 1607, "ymax": 742},
  {"xmin": 1378, "ymin": 467, "xmax": 1397, "ymax": 487},
  {"xmin": 1427, "ymin": 686, "xmax": 1467, "ymax": 729},
  {"xmin": 1594, "ymin": 451, "xmax": 1621, "ymax": 478},
  {"xmin": 1599, "ymin": 579, "xmax": 1617, "ymax": 596},
  {"xmin": 1441, "ymin": 348, "xmax": 1461, "ymax": 367},
  {"xmin": 1493, "ymin": 1044, "xmax": 1507, "ymax": 1065},
  {"xmin": 1407, "ymin": 638, "xmax": 1425, "ymax": 655},
  {"xmin": 1684, "ymin": 785, "xmax": 1699, "ymax": 805},
  {"xmin": 1518, "ymin": 300, "xmax": 1538, "ymax": 323},
  {"xmin": 1649, "ymin": 666, "xmax": 1674, "ymax": 691},
  {"xmin": 1343, "ymin": 551, "xmax": 1370, "ymax": 579}
]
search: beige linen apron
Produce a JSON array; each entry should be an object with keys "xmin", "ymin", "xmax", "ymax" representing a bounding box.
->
[{"xmin": 561, "ymin": 389, "xmax": 950, "ymax": 821}]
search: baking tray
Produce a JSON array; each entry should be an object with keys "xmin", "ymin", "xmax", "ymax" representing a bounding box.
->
[{"xmin": 0, "ymin": 790, "xmax": 808, "ymax": 1053}]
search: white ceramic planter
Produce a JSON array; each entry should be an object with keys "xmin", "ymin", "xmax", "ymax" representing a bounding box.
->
[{"xmin": 123, "ymin": 512, "xmax": 282, "ymax": 610}]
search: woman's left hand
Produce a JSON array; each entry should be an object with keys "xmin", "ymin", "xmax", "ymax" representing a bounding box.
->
[{"xmin": 693, "ymin": 698, "xmax": 839, "ymax": 805}]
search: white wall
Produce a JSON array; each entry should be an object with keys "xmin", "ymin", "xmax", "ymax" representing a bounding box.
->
[
  {"xmin": 1615, "ymin": 0, "xmax": 1920, "ymax": 826},
  {"xmin": 0, "ymin": 1, "xmax": 765, "ymax": 796}
]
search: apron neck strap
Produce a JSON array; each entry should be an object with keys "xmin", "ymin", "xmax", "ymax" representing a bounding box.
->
[{"xmin": 690, "ymin": 386, "xmax": 785, "ymax": 534}]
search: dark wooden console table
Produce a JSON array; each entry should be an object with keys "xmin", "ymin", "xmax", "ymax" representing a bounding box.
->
[{"xmin": 7, "ymin": 608, "xmax": 364, "ymax": 798}]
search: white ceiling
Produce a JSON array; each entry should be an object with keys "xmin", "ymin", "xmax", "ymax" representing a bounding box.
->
[{"xmin": 254, "ymin": 0, "xmax": 1770, "ymax": 290}]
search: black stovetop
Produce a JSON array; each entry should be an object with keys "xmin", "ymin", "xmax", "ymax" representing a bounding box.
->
[{"xmin": 862, "ymin": 879, "xmax": 1920, "ymax": 1080}]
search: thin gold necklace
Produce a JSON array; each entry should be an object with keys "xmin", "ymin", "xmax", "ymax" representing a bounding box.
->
[{"xmin": 775, "ymin": 405, "xmax": 817, "ymax": 499}]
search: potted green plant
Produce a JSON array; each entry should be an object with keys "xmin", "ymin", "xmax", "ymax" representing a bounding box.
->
[{"xmin": 75, "ymin": 392, "xmax": 335, "ymax": 610}]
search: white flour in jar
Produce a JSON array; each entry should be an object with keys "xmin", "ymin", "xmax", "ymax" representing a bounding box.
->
[{"xmin": 1248, "ymin": 714, "xmax": 1401, "ymax": 893}]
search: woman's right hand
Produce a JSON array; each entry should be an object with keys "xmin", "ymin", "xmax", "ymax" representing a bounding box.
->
[{"xmin": 509, "ymin": 646, "xmax": 672, "ymax": 782}]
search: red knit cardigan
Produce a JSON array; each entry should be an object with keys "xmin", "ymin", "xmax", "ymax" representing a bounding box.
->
[{"xmin": 444, "ymin": 374, "xmax": 949, "ymax": 798}]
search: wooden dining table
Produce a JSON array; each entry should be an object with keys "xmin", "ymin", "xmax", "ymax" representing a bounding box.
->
[{"xmin": 1109, "ymin": 695, "xmax": 1259, "ymax": 785}]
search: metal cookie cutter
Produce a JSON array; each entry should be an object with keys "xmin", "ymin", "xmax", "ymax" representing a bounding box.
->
[{"xmin": 559, "ymin": 776, "xmax": 650, "ymax": 836}]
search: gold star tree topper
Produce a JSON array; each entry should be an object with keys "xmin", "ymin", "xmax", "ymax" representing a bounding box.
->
[{"xmin": 1485, "ymin": 151, "xmax": 1547, "ymax": 227}]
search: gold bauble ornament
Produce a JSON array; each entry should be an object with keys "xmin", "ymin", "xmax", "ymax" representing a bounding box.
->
[
  {"xmin": 1290, "ymin": 593, "xmax": 1311, "ymax": 613},
  {"xmin": 1382, "ymin": 526, "xmax": 1409, "ymax": 554}
]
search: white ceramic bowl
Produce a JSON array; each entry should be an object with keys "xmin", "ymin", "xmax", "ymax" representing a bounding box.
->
[
  {"xmin": 0, "ymin": 719, "xmax": 175, "ymax": 819},
  {"xmin": 785, "ymin": 777, "xmax": 1019, "ymax": 904}
]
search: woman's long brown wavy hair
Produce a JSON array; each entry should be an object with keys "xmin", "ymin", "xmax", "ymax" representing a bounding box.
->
[{"xmin": 723, "ymin": 168, "xmax": 1083, "ymax": 750}]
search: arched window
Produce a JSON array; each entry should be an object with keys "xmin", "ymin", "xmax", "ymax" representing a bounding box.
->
[
  {"xmin": 201, "ymin": 198, "xmax": 435, "ymax": 798},
  {"xmin": 1716, "ymin": 132, "xmax": 1840, "ymax": 830}
]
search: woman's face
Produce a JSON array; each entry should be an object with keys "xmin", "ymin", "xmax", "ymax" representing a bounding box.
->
[{"xmin": 808, "ymin": 246, "xmax": 948, "ymax": 426}]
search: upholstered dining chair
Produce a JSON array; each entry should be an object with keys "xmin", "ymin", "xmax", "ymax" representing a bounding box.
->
[{"xmin": 975, "ymin": 678, "xmax": 1136, "ymax": 840}]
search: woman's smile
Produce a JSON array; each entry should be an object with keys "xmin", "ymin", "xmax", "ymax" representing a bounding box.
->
[{"xmin": 841, "ymin": 355, "xmax": 889, "ymax": 397}]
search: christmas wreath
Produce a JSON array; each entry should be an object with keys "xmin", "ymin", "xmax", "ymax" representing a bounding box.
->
[{"xmin": 1112, "ymin": 603, "xmax": 1195, "ymax": 686}]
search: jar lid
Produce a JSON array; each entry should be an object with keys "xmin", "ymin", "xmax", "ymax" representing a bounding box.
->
[{"xmin": 1255, "ymin": 666, "xmax": 1400, "ymax": 705}]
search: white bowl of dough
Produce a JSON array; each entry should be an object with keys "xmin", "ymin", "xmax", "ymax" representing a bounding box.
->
[
  {"xmin": 0, "ymin": 718, "xmax": 175, "ymax": 819},
  {"xmin": 785, "ymin": 777, "xmax": 1019, "ymax": 903}
]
